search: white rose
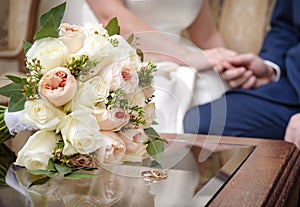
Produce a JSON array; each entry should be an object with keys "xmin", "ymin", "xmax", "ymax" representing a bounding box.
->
[
  {"xmin": 20, "ymin": 99, "xmax": 64, "ymax": 130},
  {"xmin": 100, "ymin": 131, "xmax": 126, "ymax": 164},
  {"xmin": 38, "ymin": 67, "xmax": 77, "ymax": 107},
  {"xmin": 72, "ymin": 34, "xmax": 114, "ymax": 81},
  {"xmin": 110, "ymin": 34, "xmax": 140, "ymax": 63},
  {"xmin": 26, "ymin": 37, "xmax": 70, "ymax": 74},
  {"xmin": 58, "ymin": 110, "xmax": 106, "ymax": 155},
  {"xmin": 84, "ymin": 23, "xmax": 108, "ymax": 37},
  {"xmin": 95, "ymin": 107, "xmax": 130, "ymax": 131},
  {"xmin": 15, "ymin": 130, "xmax": 58, "ymax": 170},
  {"xmin": 59, "ymin": 23, "xmax": 86, "ymax": 54},
  {"xmin": 64, "ymin": 76, "xmax": 110, "ymax": 112},
  {"xmin": 74, "ymin": 35, "xmax": 112, "ymax": 60}
]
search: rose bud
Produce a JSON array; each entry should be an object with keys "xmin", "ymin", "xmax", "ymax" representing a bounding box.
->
[{"xmin": 59, "ymin": 23, "xmax": 86, "ymax": 54}]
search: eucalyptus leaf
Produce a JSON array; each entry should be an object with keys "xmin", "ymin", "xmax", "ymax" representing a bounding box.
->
[
  {"xmin": 27, "ymin": 170, "xmax": 58, "ymax": 178},
  {"xmin": 64, "ymin": 172, "xmax": 101, "ymax": 179},
  {"xmin": 105, "ymin": 17, "xmax": 120, "ymax": 36},
  {"xmin": 47, "ymin": 159, "xmax": 56, "ymax": 172},
  {"xmin": 146, "ymin": 139, "xmax": 164, "ymax": 163},
  {"xmin": 54, "ymin": 163, "xmax": 73, "ymax": 175},
  {"xmin": 126, "ymin": 34, "xmax": 134, "ymax": 44},
  {"xmin": 144, "ymin": 127, "xmax": 160, "ymax": 139},
  {"xmin": 39, "ymin": 2, "xmax": 66, "ymax": 28},
  {"xmin": 8, "ymin": 93, "xmax": 26, "ymax": 112},
  {"xmin": 28, "ymin": 176, "xmax": 50, "ymax": 188},
  {"xmin": 6, "ymin": 75, "xmax": 26, "ymax": 84},
  {"xmin": 34, "ymin": 14, "xmax": 59, "ymax": 40},
  {"xmin": 0, "ymin": 82, "xmax": 23, "ymax": 97},
  {"xmin": 23, "ymin": 41, "xmax": 32, "ymax": 55}
]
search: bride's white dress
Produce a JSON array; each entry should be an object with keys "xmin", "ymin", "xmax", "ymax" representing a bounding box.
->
[
  {"xmin": 125, "ymin": 0, "xmax": 230, "ymax": 133},
  {"xmin": 58, "ymin": 0, "xmax": 229, "ymax": 133}
]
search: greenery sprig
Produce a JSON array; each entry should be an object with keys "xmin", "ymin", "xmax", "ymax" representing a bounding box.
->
[
  {"xmin": 64, "ymin": 55, "xmax": 99, "ymax": 78},
  {"xmin": 129, "ymin": 105, "xmax": 147, "ymax": 127},
  {"xmin": 106, "ymin": 89, "xmax": 128, "ymax": 110},
  {"xmin": 138, "ymin": 61, "xmax": 157, "ymax": 87},
  {"xmin": 23, "ymin": 58, "xmax": 43, "ymax": 101},
  {"xmin": 109, "ymin": 37, "xmax": 119, "ymax": 47}
]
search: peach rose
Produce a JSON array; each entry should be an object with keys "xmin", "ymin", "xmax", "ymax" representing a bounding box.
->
[
  {"xmin": 109, "ymin": 60, "xmax": 139, "ymax": 94},
  {"xmin": 118, "ymin": 129, "xmax": 148, "ymax": 153},
  {"xmin": 38, "ymin": 67, "xmax": 77, "ymax": 107},
  {"xmin": 59, "ymin": 23, "xmax": 86, "ymax": 54},
  {"xmin": 95, "ymin": 107, "xmax": 130, "ymax": 131},
  {"xmin": 100, "ymin": 131, "xmax": 126, "ymax": 164}
]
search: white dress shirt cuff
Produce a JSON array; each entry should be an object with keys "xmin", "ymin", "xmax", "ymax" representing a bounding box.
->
[{"xmin": 264, "ymin": 60, "xmax": 281, "ymax": 82}]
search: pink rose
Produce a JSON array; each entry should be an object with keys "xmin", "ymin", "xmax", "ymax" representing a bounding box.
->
[
  {"xmin": 39, "ymin": 67, "xmax": 77, "ymax": 107},
  {"xmin": 110, "ymin": 60, "xmax": 139, "ymax": 93},
  {"xmin": 59, "ymin": 23, "xmax": 86, "ymax": 54},
  {"xmin": 118, "ymin": 129, "xmax": 148, "ymax": 153},
  {"xmin": 95, "ymin": 107, "xmax": 130, "ymax": 131}
]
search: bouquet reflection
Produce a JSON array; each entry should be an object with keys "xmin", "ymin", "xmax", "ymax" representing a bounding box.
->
[{"xmin": 7, "ymin": 164, "xmax": 154, "ymax": 207}]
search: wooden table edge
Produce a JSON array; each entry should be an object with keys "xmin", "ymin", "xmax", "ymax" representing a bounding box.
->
[{"xmin": 162, "ymin": 133, "xmax": 300, "ymax": 206}]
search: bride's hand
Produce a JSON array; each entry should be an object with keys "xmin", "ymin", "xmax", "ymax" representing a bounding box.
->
[
  {"xmin": 202, "ymin": 47, "xmax": 238, "ymax": 72},
  {"xmin": 219, "ymin": 67, "xmax": 257, "ymax": 89}
]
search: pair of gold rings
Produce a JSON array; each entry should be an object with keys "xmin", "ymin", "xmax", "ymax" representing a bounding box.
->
[{"xmin": 141, "ymin": 169, "xmax": 168, "ymax": 183}]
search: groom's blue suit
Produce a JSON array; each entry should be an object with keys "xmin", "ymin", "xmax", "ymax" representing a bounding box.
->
[{"xmin": 184, "ymin": 0, "xmax": 300, "ymax": 139}]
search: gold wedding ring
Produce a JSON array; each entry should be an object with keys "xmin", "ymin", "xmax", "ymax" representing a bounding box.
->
[{"xmin": 141, "ymin": 169, "xmax": 168, "ymax": 183}]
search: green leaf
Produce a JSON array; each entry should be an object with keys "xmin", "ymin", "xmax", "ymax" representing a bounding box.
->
[
  {"xmin": 105, "ymin": 17, "xmax": 120, "ymax": 36},
  {"xmin": 146, "ymin": 139, "xmax": 164, "ymax": 163},
  {"xmin": 27, "ymin": 170, "xmax": 58, "ymax": 178},
  {"xmin": 28, "ymin": 176, "xmax": 50, "ymax": 188},
  {"xmin": 64, "ymin": 172, "xmax": 101, "ymax": 179},
  {"xmin": 39, "ymin": 2, "xmax": 66, "ymax": 28},
  {"xmin": 47, "ymin": 159, "xmax": 56, "ymax": 172},
  {"xmin": 6, "ymin": 75, "xmax": 26, "ymax": 84},
  {"xmin": 54, "ymin": 163, "xmax": 72, "ymax": 175},
  {"xmin": 126, "ymin": 34, "xmax": 134, "ymax": 44},
  {"xmin": 0, "ymin": 82, "xmax": 23, "ymax": 97},
  {"xmin": 8, "ymin": 93, "xmax": 26, "ymax": 112},
  {"xmin": 34, "ymin": 14, "xmax": 59, "ymax": 40},
  {"xmin": 23, "ymin": 41, "xmax": 32, "ymax": 55},
  {"xmin": 144, "ymin": 127, "xmax": 160, "ymax": 139},
  {"xmin": 33, "ymin": 1, "xmax": 66, "ymax": 40}
]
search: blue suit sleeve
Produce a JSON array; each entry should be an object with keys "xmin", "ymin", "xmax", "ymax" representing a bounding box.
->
[{"xmin": 259, "ymin": 0, "xmax": 298, "ymax": 74}]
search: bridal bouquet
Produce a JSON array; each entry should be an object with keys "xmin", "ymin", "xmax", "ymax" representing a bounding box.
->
[{"xmin": 0, "ymin": 2, "xmax": 164, "ymax": 180}]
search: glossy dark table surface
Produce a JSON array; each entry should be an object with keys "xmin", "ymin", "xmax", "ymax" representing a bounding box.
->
[{"xmin": 0, "ymin": 133, "xmax": 299, "ymax": 207}]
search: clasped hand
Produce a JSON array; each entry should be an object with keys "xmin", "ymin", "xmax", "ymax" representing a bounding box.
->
[{"xmin": 204, "ymin": 48, "xmax": 277, "ymax": 89}]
